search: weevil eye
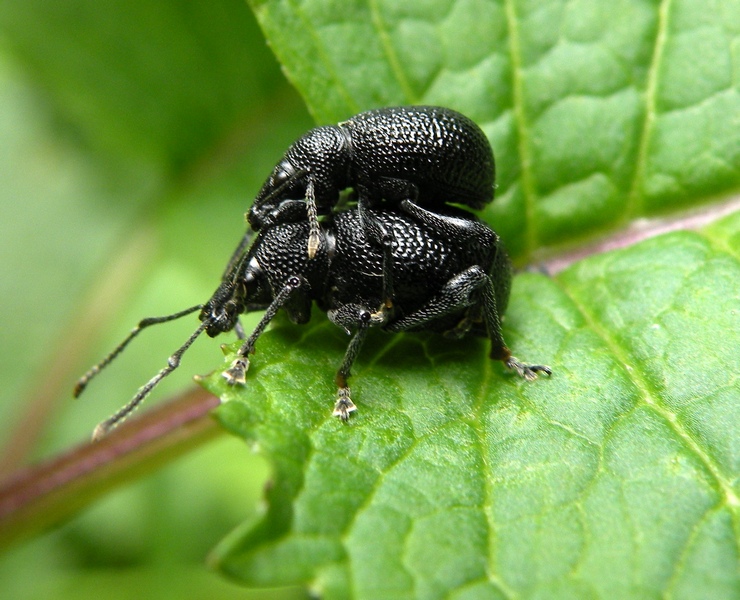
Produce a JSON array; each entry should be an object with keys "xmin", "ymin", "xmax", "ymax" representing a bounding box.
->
[
  {"xmin": 272, "ymin": 160, "xmax": 295, "ymax": 188},
  {"xmin": 272, "ymin": 169, "xmax": 289, "ymax": 186}
]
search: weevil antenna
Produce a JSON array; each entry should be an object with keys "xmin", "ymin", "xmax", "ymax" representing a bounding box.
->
[
  {"xmin": 221, "ymin": 234, "xmax": 259, "ymax": 286},
  {"xmin": 74, "ymin": 304, "xmax": 204, "ymax": 398},
  {"xmin": 91, "ymin": 319, "xmax": 210, "ymax": 441},
  {"xmin": 220, "ymin": 230, "xmax": 254, "ymax": 281}
]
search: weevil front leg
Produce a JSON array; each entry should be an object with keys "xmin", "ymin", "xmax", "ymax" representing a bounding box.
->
[
  {"xmin": 222, "ymin": 275, "xmax": 305, "ymax": 384},
  {"xmin": 332, "ymin": 327, "xmax": 369, "ymax": 420}
]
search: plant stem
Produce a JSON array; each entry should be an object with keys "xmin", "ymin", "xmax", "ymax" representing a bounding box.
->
[{"xmin": 0, "ymin": 387, "xmax": 221, "ymax": 552}]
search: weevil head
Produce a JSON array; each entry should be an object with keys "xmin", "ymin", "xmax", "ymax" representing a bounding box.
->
[
  {"xmin": 200, "ymin": 257, "xmax": 269, "ymax": 337},
  {"xmin": 262, "ymin": 158, "xmax": 304, "ymax": 202},
  {"xmin": 199, "ymin": 281, "xmax": 242, "ymax": 337},
  {"xmin": 248, "ymin": 125, "xmax": 350, "ymax": 229},
  {"xmin": 248, "ymin": 157, "xmax": 306, "ymax": 230}
]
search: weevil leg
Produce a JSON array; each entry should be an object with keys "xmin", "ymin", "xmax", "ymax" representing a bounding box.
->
[
  {"xmin": 356, "ymin": 177, "xmax": 407, "ymax": 306},
  {"xmin": 377, "ymin": 184, "xmax": 486, "ymax": 311},
  {"xmin": 503, "ymin": 357, "xmax": 552, "ymax": 380},
  {"xmin": 475, "ymin": 265, "xmax": 551, "ymax": 379},
  {"xmin": 357, "ymin": 194, "xmax": 395, "ymax": 306},
  {"xmin": 333, "ymin": 325, "xmax": 370, "ymax": 420},
  {"xmin": 385, "ymin": 265, "xmax": 551, "ymax": 380},
  {"xmin": 305, "ymin": 178, "xmax": 322, "ymax": 259},
  {"xmin": 327, "ymin": 303, "xmax": 389, "ymax": 420},
  {"xmin": 222, "ymin": 275, "xmax": 305, "ymax": 384},
  {"xmin": 398, "ymin": 199, "xmax": 493, "ymax": 242},
  {"xmin": 333, "ymin": 387, "xmax": 356, "ymax": 421},
  {"xmin": 386, "ymin": 265, "xmax": 489, "ymax": 332},
  {"xmin": 372, "ymin": 176, "xmax": 419, "ymax": 204},
  {"xmin": 258, "ymin": 199, "xmax": 313, "ymax": 228}
]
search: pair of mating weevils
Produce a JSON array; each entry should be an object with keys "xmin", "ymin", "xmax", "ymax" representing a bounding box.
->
[{"xmin": 77, "ymin": 106, "xmax": 551, "ymax": 439}]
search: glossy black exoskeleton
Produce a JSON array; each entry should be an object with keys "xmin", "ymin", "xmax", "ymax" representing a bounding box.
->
[
  {"xmin": 77, "ymin": 203, "xmax": 550, "ymax": 438},
  {"xmin": 246, "ymin": 106, "xmax": 495, "ymax": 260}
]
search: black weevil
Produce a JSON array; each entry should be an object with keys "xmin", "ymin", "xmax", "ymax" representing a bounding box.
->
[
  {"xmin": 245, "ymin": 106, "xmax": 495, "ymax": 261},
  {"xmin": 76, "ymin": 203, "xmax": 550, "ymax": 439}
]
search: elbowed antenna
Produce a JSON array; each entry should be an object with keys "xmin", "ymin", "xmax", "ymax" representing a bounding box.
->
[
  {"xmin": 91, "ymin": 319, "xmax": 209, "ymax": 441},
  {"xmin": 74, "ymin": 305, "xmax": 204, "ymax": 398},
  {"xmin": 73, "ymin": 304, "xmax": 207, "ymax": 440}
]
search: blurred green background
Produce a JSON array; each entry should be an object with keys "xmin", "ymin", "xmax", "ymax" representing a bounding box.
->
[{"xmin": 0, "ymin": 1, "xmax": 310, "ymax": 597}]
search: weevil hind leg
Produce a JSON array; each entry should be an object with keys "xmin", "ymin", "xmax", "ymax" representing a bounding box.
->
[
  {"xmin": 383, "ymin": 263, "xmax": 552, "ymax": 380},
  {"xmin": 481, "ymin": 281, "xmax": 552, "ymax": 380}
]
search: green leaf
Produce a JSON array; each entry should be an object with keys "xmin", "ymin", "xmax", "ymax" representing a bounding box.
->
[
  {"xmin": 0, "ymin": 0, "xmax": 286, "ymax": 176},
  {"xmin": 200, "ymin": 7, "xmax": 738, "ymax": 598},
  {"xmin": 207, "ymin": 212, "xmax": 740, "ymax": 598},
  {"xmin": 249, "ymin": 0, "xmax": 740, "ymax": 258}
]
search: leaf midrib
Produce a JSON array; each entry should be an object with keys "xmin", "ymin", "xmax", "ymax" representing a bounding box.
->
[
  {"xmin": 626, "ymin": 0, "xmax": 673, "ymax": 218},
  {"xmin": 503, "ymin": 0, "xmax": 538, "ymax": 257}
]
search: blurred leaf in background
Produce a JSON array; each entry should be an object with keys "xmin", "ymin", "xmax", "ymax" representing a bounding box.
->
[
  {"xmin": 0, "ymin": 0, "xmax": 738, "ymax": 599},
  {"xmin": 0, "ymin": 0, "xmax": 310, "ymax": 598}
]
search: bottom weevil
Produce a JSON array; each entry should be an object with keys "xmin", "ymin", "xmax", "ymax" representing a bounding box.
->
[{"xmin": 76, "ymin": 200, "xmax": 550, "ymax": 439}]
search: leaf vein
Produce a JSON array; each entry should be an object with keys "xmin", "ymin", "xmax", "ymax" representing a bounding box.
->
[
  {"xmin": 663, "ymin": 501, "xmax": 727, "ymax": 598},
  {"xmin": 552, "ymin": 275, "xmax": 740, "ymax": 533},
  {"xmin": 284, "ymin": 0, "xmax": 360, "ymax": 117},
  {"xmin": 503, "ymin": 0, "xmax": 537, "ymax": 257},
  {"xmin": 468, "ymin": 356, "xmax": 519, "ymax": 600},
  {"xmin": 626, "ymin": 0, "xmax": 673, "ymax": 217},
  {"xmin": 367, "ymin": 0, "xmax": 417, "ymax": 103}
]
